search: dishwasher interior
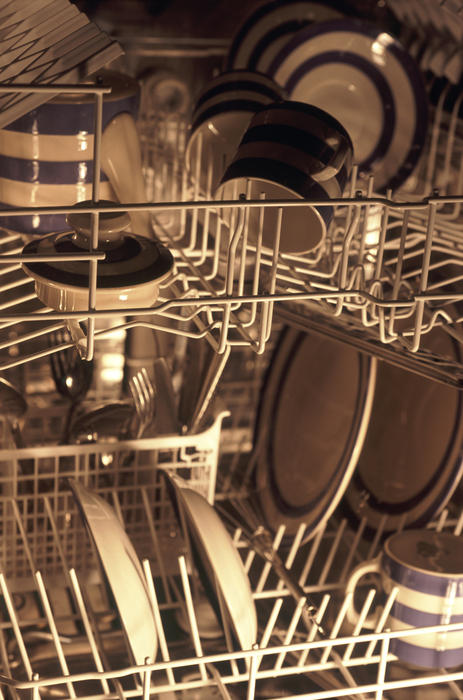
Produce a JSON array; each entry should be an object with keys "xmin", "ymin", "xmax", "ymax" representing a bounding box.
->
[{"xmin": 1, "ymin": 0, "xmax": 463, "ymax": 697}]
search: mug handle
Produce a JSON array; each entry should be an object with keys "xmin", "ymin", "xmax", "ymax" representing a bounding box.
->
[
  {"xmin": 345, "ymin": 558, "xmax": 383, "ymax": 630},
  {"xmin": 311, "ymin": 134, "xmax": 352, "ymax": 183}
]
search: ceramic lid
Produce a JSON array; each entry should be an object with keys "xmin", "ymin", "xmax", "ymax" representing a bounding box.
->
[
  {"xmin": 50, "ymin": 69, "xmax": 139, "ymax": 104},
  {"xmin": 22, "ymin": 205, "xmax": 174, "ymax": 290}
]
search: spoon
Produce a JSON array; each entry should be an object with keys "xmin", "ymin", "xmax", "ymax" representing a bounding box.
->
[
  {"xmin": 0, "ymin": 375, "xmax": 27, "ymax": 448},
  {"xmin": 0, "ymin": 376, "xmax": 32, "ymax": 492},
  {"xmin": 68, "ymin": 401, "xmax": 134, "ymax": 444},
  {"xmin": 49, "ymin": 338, "xmax": 94, "ymax": 444}
]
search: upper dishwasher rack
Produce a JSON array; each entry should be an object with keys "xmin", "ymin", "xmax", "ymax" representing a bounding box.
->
[{"xmin": 3, "ymin": 40, "xmax": 463, "ymax": 386}]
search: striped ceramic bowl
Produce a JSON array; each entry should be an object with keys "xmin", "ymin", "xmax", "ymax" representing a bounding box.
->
[
  {"xmin": 215, "ymin": 100, "xmax": 352, "ymax": 255},
  {"xmin": 185, "ymin": 69, "xmax": 285, "ymax": 196},
  {"xmin": 346, "ymin": 529, "xmax": 463, "ymax": 669},
  {"xmin": 0, "ymin": 70, "xmax": 139, "ymax": 238}
]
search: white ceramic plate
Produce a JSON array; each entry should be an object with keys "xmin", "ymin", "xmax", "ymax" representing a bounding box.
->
[
  {"xmin": 255, "ymin": 327, "xmax": 377, "ymax": 543},
  {"xmin": 227, "ymin": 0, "xmax": 343, "ymax": 73},
  {"xmin": 270, "ymin": 19, "xmax": 428, "ymax": 191},
  {"xmin": 68, "ymin": 480, "xmax": 158, "ymax": 666},
  {"xmin": 344, "ymin": 324, "xmax": 463, "ymax": 535},
  {"xmin": 164, "ymin": 473, "xmax": 257, "ymax": 651}
]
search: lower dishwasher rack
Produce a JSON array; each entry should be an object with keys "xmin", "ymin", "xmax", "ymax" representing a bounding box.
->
[
  {"xmin": 0, "ymin": 465, "xmax": 462, "ymax": 700},
  {"xmin": 0, "ymin": 361, "xmax": 462, "ymax": 700}
]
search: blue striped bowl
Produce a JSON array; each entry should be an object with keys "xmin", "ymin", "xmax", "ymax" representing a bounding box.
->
[
  {"xmin": 215, "ymin": 100, "xmax": 352, "ymax": 255},
  {"xmin": 0, "ymin": 70, "xmax": 139, "ymax": 238}
]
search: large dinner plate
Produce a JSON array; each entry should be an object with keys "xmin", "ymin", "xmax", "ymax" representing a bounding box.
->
[
  {"xmin": 226, "ymin": 0, "xmax": 344, "ymax": 73},
  {"xmin": 68, "ymin": 480, "xmax": 158, "ymax": 666},
  {"xmin": 269, "ymin": 19, "xmax": 428, "ymax": 191},
  {"xmin": 163, "ymin": 472, "xmax": 257, "ymax": 651},
  {"xmin": 344, "ymin": 324, "xmax": 463, "ymax": 535},
  {"xmin": 255, "ymin": 327, "xmax": 377, "ymax": 542}
]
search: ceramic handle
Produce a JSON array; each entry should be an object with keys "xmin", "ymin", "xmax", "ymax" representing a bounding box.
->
[
  {"xmin": 345, "ymin": 558, "xmax": 383, "ymax": 630},
  {"xmin": 101, "ymin": 112, "xmax": 152, "ymax": 239}
]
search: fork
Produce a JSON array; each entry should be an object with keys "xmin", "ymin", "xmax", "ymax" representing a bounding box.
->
[{"xmin": 128, "ymin": 368, "xmax": 156, "ymax": 438}]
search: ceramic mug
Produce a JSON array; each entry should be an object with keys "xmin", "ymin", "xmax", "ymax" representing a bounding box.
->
[
  {"xmin": 215, "ymin": 100, "xmax": 353, "ymax": 255},
  {"xmin": 185, "ymin": 69, "xmax": 284, "ymax": 196},
  {"xmin": 345, "ymin": 529, "xmax": 463, "ymax": 668},
  {"xmin": 0, "ymin": 70, "xmax": 139, "ymax": 238}
]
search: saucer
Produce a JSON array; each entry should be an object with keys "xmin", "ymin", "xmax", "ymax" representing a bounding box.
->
[
  {"xmin": 270, "ymin": 19, "xmax": 428, "ymax": 191},
  {"xmin": 227, "ymin": 0, "xmax": 344, "ymax": 73}
]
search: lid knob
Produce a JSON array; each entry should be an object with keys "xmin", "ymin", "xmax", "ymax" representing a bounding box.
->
[{"xmin": 66, "ymin": 200, "xmax": 131, "ymax": 247}]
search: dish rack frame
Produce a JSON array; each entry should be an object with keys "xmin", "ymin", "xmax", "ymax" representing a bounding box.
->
[{"xmin": 1, "ymin": 43, "xmax": 463, "ymax": 386}]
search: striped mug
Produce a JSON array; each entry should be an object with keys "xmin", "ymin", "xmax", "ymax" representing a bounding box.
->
[
  {"xmin": 345, "ymin": 529, "xmax": 463, "ymax": 668},
  {"xmin": 215, "ymin": 100, "xmax": 353, "ymax": 255},
  {"xmin": 185, "ymin": 69, "xmax": 284, "ymax": 196},
  {"xmin": 0, "ymin": 70, "xmax": 139, "ymax": 238}
]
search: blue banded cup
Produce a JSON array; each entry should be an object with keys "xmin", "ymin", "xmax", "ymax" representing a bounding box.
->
[
  {"xmin": 185, "ymin": 69, "xmax": 285, "ymax": 196},
  {"xmin": 215, "ymin": 100, "xmax": 353, "ymax": 255},
  {"xmin": 345, "ymin": 529, "xmax": 463, "ymax": 669},
  {"xmin": 0, "ymin": 70, "xmax": 139, "ymax": 239}
]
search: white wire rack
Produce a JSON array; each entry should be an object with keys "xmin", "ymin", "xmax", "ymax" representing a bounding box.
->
[
  {"xmin": 0, "ymin": 411, "xmax": 226, "ymax": 582},
  {"xmin": 0, "ymin": 482, "xmax": 463, "ymax": 699},
  {"xmin": 1, "ymin": 63, "xmax": 463, "ymax": 384}
]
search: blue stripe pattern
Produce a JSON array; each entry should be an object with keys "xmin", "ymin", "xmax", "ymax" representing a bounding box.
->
[
  {"xmin": 0, "ymin": 154, "xmax": 109, "ymax": 184},
  {"xmin": 0, "ymin": 210, "xmax": 69, "ymax": 235},
  {"xmin": 3, "ymin": 96, "xmax": 139, "ymax": 135},
  {"xmin": 391, "ymin": 638, "xmax": 463, "ymax": 669},
  {"xmin": 283, "ymin": 50, "xmax": 396, "ymax": 172},
  {"xmin": 194, "ymin": 79, "xmax": 282, "ymax": 112},
  {"xmin": 383, "ymin": 553, "xmax": 463, "ymax": 598},
  {"xmin": 391, "ymin": 600, "xmax": 463, "ymax": 628},
  {"xmin": 222, "ymin": 156, "xmax": 337, "ymax": 228}
]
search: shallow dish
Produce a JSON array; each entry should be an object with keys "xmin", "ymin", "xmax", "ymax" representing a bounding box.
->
[
  {"xmin": 163, "ymin": 472, "xmax": 257, "ymax": 651},
  {"xmin": 344, "ymin": 324, "xmax": 463, "ymax": 536},
  {"xmin": 254, "ymin": 326, "xmax": 377, "ymax": 542},
  {"xmin": 227, "ymin": 0, "xmax": 344, "ymax": 73},
  {"xmin": 68, "ymin": 479, "xmax": 158, "ymax": 666},
  {"xmin": 270, "ymin": 19, "xmax": 428, "ymax": 191}
]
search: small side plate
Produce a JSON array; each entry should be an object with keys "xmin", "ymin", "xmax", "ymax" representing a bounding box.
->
[
  {"xmin": 254, "ymin": 326, "xmax": 377, "ymax": 542},
  {"xmin": 68, "ymin": 479, "xmax": 158, "ymax": 666}
]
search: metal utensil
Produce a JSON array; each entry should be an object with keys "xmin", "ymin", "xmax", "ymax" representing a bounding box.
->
[
  {"xmin": 217, "ymin": 492, "xmax": 366, "ymax": 700},
  {"xmin": 128, "ymin": 367, "xmax": 156, "ymax": 438},
  {"xmin": 152, "ymin": 357, "xmax": 180, "ymax": 435},
  {"xmin": 0, "ymin": 375, "xmax": 30, "ymax": 492},
  {"xmin": 49, "ymin": 332, "xmax": 94, "ymax": 444},
  {"xmin": 68, "ymin": 402, "xmax": 134, "ymax": 444},
  {"xmin": 0, "ymin": 375, "xmax": 27, "ymax": 448}
]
